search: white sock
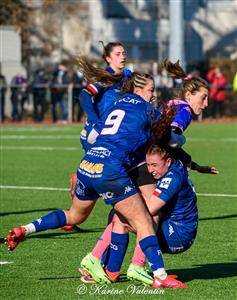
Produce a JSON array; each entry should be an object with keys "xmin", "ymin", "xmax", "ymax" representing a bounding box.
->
[
  {"xmin": 23, "ymin": 223, "xmax": 36, "ymax": 236},
  {"xmin": 153, "ymin": 268, "xmax": 167, "ymax": 280}
]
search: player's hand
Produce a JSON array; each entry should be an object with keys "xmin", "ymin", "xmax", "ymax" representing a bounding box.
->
[{"xmin": 196, "ymin": 166, "xmax": 219, "ymax": 174}]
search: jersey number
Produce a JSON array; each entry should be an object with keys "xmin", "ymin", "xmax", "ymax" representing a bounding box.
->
[{"xmin": 101, "ymin": 109, "xmax": 125, "ymax": 135}]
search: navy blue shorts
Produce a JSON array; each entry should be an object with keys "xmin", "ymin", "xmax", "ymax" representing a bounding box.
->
[
  {"xmin": 157, "ymin": 218, "xmax": 197, "ymax": 254},
  {"xmin": 75, "ymin": 154, "xmax": 138, "ymax": 205}
]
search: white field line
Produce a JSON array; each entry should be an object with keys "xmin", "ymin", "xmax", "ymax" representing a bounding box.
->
[
  {"xmin": 187, "ymin": 138, "xmax": 237, "ymax": 142},
  {"xmin": 0, "ymin": 185, "xmax": 69, "ymax": 192},
  {"xmin": 0, "ymin": 135, "xmax": 78, "ymax": 139},
  {"xmin": 0, "ymin": 146, "xmax": 79, "ymax": 151},
  {"xmin": 0, "ymin": 185, "xmax": 236, "ymax": 198},
  {"xmin": 0, "ymin": 135, "xmax": 236, "ymax": 142},
  {"xmin": 1, "ymin": 127, "xmax": 78, "ymax": 132},
  {"xmin": 0, "ymin": 262, "xmax": 14, "ymax": 265}
]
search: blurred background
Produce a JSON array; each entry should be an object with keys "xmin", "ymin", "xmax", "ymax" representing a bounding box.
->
[{"xmin": 0, "ymin": 0, "xmax": 237, "ymax": 123}]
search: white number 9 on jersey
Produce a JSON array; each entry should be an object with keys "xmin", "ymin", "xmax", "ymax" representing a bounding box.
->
[{"xmin": 101, "ymin": 109, "xmax": 125, "ymax": 135}]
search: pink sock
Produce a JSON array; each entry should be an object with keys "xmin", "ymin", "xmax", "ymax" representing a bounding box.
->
[
  {"xmin": 132, "ymin": 244, "xmax": 146, "ymax": 267},
  {"xmin": 92, "ymin": 222, "xmax": 113, "ymax": 260}
]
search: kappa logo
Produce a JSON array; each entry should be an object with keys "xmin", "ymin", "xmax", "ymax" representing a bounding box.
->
[
  {"xmin": 124, "ymin": 185, "xmax": 133, "ymax": 194},
  {"xmin": 159, "ymin": 177, "xmax": 172, "ymax": 189},
  {"xmin": 169, "ymin": 224, "xmax": 174, "ymax": 236},
  {"xmin": 37, "ymin": 218, "xmax": 42, "ymax": 225}
]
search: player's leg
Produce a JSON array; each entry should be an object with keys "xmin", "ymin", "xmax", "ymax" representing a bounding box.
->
[
  {"xmin": 5, "ymin": 196, "xmax": 96, "ymax": 251},
  {"xmin": 113, "ymin": 194, "xmax": 187, "ymax": 288},
  {"xmin": 157, "ymin": 219, "xmax": 197, "ymax": 254}
]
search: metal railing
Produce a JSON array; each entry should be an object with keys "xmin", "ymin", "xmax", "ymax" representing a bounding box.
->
[{"xmin": 0, "ymin": 83, "xmax": 236, "ymax": 123}]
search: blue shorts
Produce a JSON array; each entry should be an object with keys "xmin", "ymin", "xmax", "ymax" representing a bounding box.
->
[
  {"xmin": 74, "ymin": 153, "xmax": 138, "ymax": 205},
  {"xmin": 157, "ymin": 218, "xmax": 197, "ymax": 254}
]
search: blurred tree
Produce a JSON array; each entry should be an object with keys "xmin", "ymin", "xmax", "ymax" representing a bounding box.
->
[
  {"xmin": 0, "ymin": 0, "xmax": 32, "ymax": 67},
  {"xmin": 0, "ymin": 0, "xmax": 70, "ymax": 71}
]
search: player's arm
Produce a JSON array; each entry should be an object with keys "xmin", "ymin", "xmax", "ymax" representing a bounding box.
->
[
  {"xmin": 79, "ymin": 83, "xmax": 103, "ymax": 122},
  {"xmin": 168, "ymin": 126, "xmax": 186, "ymax": 148},
  {"xmin": 190, "ymin": 162, "xmax": 219, "ymax": 174},
  {"xmin": 168, "ymin": 106, "xmax": 191, "ymax": 148},
  {"xmin": 146, "ymin": 173, "xmax": 182, "ymax": 217},
  {"xmin": 169, "ymin": 147, "xmax": 219, "ymax": 174}
]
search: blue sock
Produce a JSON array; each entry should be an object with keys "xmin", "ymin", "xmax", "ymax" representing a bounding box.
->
[
  {"xmin": 139, "ymin": 235, "xmax": 164, "ymax": 272},
  {"xmin": 106, "ymin": 233, "xmax": 129, "ymax": 272},
  {"xmin": 32, "ymin": 210, "xmax": 66, "ymax": 232},
  {"xmin": 101, "ymin": 247, "xmax": 110, "ymax": 266}
]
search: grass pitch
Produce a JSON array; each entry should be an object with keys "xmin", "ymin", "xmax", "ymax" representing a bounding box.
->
[{"xmin": 0, "ymin": 122, "xmax": 236, "ymax": 300}]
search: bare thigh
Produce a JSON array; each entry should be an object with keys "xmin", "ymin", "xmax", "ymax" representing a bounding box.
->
[{"xmin": 113, "ymin": 193, "xmax": 155, "ymax": 241}]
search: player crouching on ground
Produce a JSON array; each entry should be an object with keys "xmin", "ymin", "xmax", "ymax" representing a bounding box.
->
[{"xmin": 80, "ymin": 145, "xmax": 200, "ymax": 288}]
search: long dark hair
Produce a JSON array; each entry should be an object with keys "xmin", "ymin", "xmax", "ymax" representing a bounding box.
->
[
  {"xmin": 77, "ymin": 55, "xmax": 153, "ymax": 93},
  {"xmin": 158, "ymin": 59, "xmax": 209, "ymax": 98}
]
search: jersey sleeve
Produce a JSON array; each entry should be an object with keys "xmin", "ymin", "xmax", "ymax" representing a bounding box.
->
[
  {"xmin": 153, "ymin": 171, "xmax": 183, "ymax": 202},
  {"xmin": 79, "ymin": 83, "xmax": 104, "ymax": 123},
  {"xmin": 171, "ymin": 106, "xmax": 192, "ymax": 132}
]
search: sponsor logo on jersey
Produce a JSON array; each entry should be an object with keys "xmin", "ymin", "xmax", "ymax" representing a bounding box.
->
[
  {"xmin": 159, "ymin": 177, "xmax": 172, "ymax": 189},
  {"xmin": 79, "ymin": 160, "xmax": 104, "ymax": 174},
  {"xmin": 87, "ymin": 147, "xmax": 111, "ymax": 158},
  {"xmin": 99, "ymin": 192, "xmax": 114, "ymax": 200},
  {"xmin": 117, "ymin": 97, "xmax": 142, "ymax": 105}
]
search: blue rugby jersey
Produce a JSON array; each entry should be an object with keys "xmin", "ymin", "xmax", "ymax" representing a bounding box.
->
[
  {"xmin": 153, "ymin": 159, "xmax": 198, "ymax": 226},
  {"xmin": 79, "ymin": 67, "xmax": 131, "ymax": 151},
  {"xmin": 88, "ymin": 92, "xmax": 154, "ymax": 164},
  {"xmin": 167, "ymin": 99, "xmax": 192, "ymax": 133}
]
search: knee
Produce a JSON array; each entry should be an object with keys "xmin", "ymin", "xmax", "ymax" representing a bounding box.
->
[{"xmin": 66, "ymin": 209, "xmax": 89, "ymax": 225}]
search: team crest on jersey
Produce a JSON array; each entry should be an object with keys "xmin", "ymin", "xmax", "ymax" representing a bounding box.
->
[
  {"xmin": 159, "ymin": 177, "xmax": 172, "ymax": 189},
  {"xmin": 79, "ymin": 160, "xmax": 104, "ymax": 174}
]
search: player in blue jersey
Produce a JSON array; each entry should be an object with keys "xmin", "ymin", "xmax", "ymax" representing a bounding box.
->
[
  {"xmin": 79, "ymin": 41, "xmax": 129, "ymax": 152},
  {"xmin": 80, "ymin": 145, "xmax": 197, "ymax": 288},
  {"xmin": 66, "ymin": 42, "xmax": 131, "ymax": 230},
  {"xmin": 107, "ymin": 145, "xmax": 198, "ymax": 287},
  {"xmin": 153, "ymin": 59, "xmax": 219, "ymax": 174},
  {"xmin": 70, "ymin": 42, "xmax": 156, "ymax": 211},
  {"xmin": 5, "ymin": 66, "xmax": 187, "ymax": 288},
  {"xmin": 79, "ymin": 60, "xmax": 219, "ymax": 285}
]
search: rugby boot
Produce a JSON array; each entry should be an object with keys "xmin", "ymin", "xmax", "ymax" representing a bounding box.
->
[{"xmin": 5, "ymin": 227, "xmax": 26, "ymax": 251}]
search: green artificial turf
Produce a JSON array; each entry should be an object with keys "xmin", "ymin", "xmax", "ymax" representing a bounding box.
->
[{"xmin": 0, "ymin": 123, "xmax": 236, "ymax": 300}]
